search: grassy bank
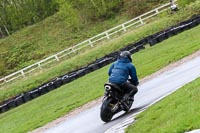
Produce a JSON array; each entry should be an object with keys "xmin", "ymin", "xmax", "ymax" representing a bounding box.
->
[
  {"xmin": 1, "ymin": 0, "xmax": 200, "ymax": 103},
  {"xmin": 0, "ymin": 0, "xmax": 170, "ymax": 76},
  {"xmin": 126, "ymin": 77, "xmax": 200, "ymax": 133},
  {"xmin": 0, "ymin": 19, "xmax": 200, "ymax": 132}
]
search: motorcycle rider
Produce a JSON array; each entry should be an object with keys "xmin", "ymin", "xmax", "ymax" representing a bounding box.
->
[{"xmin": 108, "ymin": 51, "xmax": 139, "ymax": 105}]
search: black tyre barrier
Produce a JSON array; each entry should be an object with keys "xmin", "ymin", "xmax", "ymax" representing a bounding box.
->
[
  {"xmin": 23, "ymin": 93, "xmax": 32, "ymax": 102},
  {"xmin": 156, "ymin": 32, "xmax": 167, "ymax": 42},
  {"xmin": 145, "ymin": 35, "xmax": 154, "ymax": 42},
  {"xmin": 129, "ymin": 47, "xmax": 139, "ymax": 54},
  {"xmin": 165, "ymin": 30, "xmax": 174, "ymax": 38},
  {"xmin": 38, "ymin": 85, "xmax": 49, "ymax": 95},
  {"xmin": 134, "ymin": 40, "xmax": 146, "ymax": 47},
  {"xmin": 142, "ymin": 38, "xmax": 149, "ymax": 45},
  {"xmin": 1, "ymin": 14, "xmax": 200, "ymax": 114},
  {"xmin": 181, "ymin": 23, "xmax": 192, "ymax": 30},
  {"xmin": 46, "ymin": 82, "xmax": 56, "ymax": 91},
  {"xmin": 107, "ymin": 51, "xmax": 119, "ymax": 60},
  {"xmin": 76, "ymin": 70, "xmax": 85, "ymax": 78},
  {"xmin": 105, "ymin": 57, "xmax": 115, "ymax": 64},
  {"xmin": 172, "ymin": 27, "xmax": 182, "ymax": 35},
  {"xmin": 189, "ymin": 21, "xmax": 198, "ymax": 28},
  {"xmin": 7, "ymin": 100, "xmax": 16, "ymax": 109},
  {"xmin": 15, "ymin": 95, "xmax": 24, "ymax": 106},
  {"xmin": 97, "ymin": 58, "xmax": 112, "ymax": 68},
  {"xmin": 136, "ymin": 44, "xmax": 145, "ymax": 51},
  {"xmin": 120, "ymin": 46, "xmax": 131, "ymax": 51},
  {"xmin": 88, "ymin": 63, "xmax": 99, "ymax": 71},
  {"xmin": 52, "ymin": 78, "xmax": 63, "ymax": 88},
  {"xmin": 149, "ymin": 39, "xmax": 158, "ymax": 46},
  {"xmin": 61, "ymin": 75, "xmax": 71, "ymax": 84},
  {"xmin": 197, "ymin": 18, "xmax": 200, "ymax": 24},
  {"xmin": 29, "ymin": 89, "xmax": 40, "ymax": 99},
  {"xmin": 82, "ymin": 67, "xmax": 91, "ymax": 75},
  {"xmin": 192, "ymin": 16, "xmax": 200, "ymax": 24},
  {"xmin": 0, "ymin": 104, "xmax": 9, "ymax": 113},
  {"xmin": 68, "ymin": 72, "xmax": 79, "ymax": 81}
]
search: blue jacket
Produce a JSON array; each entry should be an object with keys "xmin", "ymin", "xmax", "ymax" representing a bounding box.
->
[{"xmin": 108, "ymin": 57, "xmax": 139, "ymax": 85}]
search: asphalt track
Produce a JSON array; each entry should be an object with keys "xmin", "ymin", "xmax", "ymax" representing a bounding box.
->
[{"xmin": 44, "ymin": 55, "xmax": 200, "ymax": 133}]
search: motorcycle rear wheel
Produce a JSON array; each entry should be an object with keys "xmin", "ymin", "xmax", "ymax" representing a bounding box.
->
[{"xmin": 100, "ymin": 98, "xmax": 114, "ymax": 122}]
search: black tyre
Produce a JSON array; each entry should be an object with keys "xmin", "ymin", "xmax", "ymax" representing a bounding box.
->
[{"xmin": 100, "ymin": 98, "xmax": 114, "ymax": 122}]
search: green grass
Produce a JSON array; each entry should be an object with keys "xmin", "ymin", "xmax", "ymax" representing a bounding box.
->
[
  {"xmin": 0, "ymin": 6, "xmax": 130, "ymax": 76},
  {"xmin": 1, "ymin": 0, "xmax": 200, "ymax": 103},
  {"xmin": 126, "ymin": 77, "xmax": 200, "ymax": 133},
  {"xmin": 0, "ymin": 0, "xmax": 172, "ymax": 76},
  {"xmin": 0, "ymin": 18, "xmax": 200, "ymax": 132}
]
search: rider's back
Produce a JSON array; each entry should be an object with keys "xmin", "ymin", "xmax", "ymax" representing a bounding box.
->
[{"xmin": 108, "ymin": 58, "xmax": 137, "ymax": 84}]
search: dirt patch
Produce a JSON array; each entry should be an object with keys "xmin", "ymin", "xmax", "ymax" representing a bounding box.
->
[{"xmin": 31, "ymin": 50, "xmax": 200, "ymax": 133}]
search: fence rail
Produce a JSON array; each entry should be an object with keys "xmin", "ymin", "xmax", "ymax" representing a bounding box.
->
[{"xmin": 0, "ymin": 1, "xmax": 176, "ymax": 85}]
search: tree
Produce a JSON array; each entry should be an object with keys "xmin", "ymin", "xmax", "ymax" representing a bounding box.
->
[{"xmin": 0, "ymin": 0, "xmax": 59, "ymax": 37}]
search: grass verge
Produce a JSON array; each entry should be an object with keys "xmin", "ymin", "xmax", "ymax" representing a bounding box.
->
[
  {"xmin": 1, "ymin": 1, "xmax": 200, "ymax": 103},
  {"xmin": 126, "ymin": 77, "xmax": 200, "ymax": 133},
  {"xmin": 0, "ymin": 19, "xmax": 200, "ymax": 132}
]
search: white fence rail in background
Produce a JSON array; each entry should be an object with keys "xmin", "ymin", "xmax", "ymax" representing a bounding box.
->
[{"xmin": 0, "ymin": 1, "xmax": 176, "ymax": 85}]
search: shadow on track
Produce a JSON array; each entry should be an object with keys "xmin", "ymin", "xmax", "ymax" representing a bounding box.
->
[{"xmin": 110, "ymin": 104, "xmax": 148, "ymax": 122}]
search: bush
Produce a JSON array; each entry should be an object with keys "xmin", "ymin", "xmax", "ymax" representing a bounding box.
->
[{"xmin": 0, "ymin": 0, "xmax": 59, "ymax": 36}]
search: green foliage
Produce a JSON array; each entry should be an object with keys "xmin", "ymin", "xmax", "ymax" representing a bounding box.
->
[
  {"xmin": 0, "ymin": 0, "xmax": 59, "ymax": 35},
  {"xmin": 57, "ymin": 1, "xmax": 81, "ymax": 31},
  {"xmin": 5, "ymin": 41, "xmax": 36, "ymax": 69}
]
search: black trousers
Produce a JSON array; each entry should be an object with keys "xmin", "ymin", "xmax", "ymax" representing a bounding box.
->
[{"xmin": 119, "ymin": 82, "xmax": 138, "ymax": 97}]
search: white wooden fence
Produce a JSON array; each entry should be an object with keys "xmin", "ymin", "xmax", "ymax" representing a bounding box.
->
[{"xmin": 0, "ymin": 1, "xmax": 176, "ymax": 85}]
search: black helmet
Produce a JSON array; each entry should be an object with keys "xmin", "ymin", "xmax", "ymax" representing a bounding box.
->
[{"xmin": 119, "ymin": 51, "xmax": 132, "ymax": 62}]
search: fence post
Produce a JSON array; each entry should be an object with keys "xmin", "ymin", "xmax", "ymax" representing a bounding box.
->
[
  {"xmin": 71, "ymin": 47, "xmax": 75, "ymax": 53},
  {"xmin": 4, "ymin": 78, "xmax": 7, "ymax": 82},
  {"xmin": 155, "ymin": 8, "xmax": 159, "ymax": 14},
  {"xmin": 55, "ymin": 55, "xmax": 59, "ymax": 61},
  {"xmin": 88, "ymin": 39, "xmax": 93, "ymax": 47},
  {"xmin": 122, "ymin": 24, "xmax": 127, "ymax": 31},
  {"xmin": 105, "ymin": 32, "xmax": 110, "ymax": 39},
  {"xmin": 38, "ymin": 63, "xmax": 42, "ymax": 69},
  {"xmin": 139, "ymin": 17, "xmax": 144, "ymax": 24},
  {"xmin": 21, "ymin": 70, "xmax": 25, "ymax": 77}
]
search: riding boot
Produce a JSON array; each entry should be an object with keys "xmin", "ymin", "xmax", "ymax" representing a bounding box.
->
[
  {"xmin": 129, "ymin": 90, "xmax": 137, "ymax": 101},
  {"xmin": 121, "ymin": 102, "xmax": 129, "ymax": 111}
]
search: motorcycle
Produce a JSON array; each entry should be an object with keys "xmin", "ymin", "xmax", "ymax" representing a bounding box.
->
[{"xmin": 100, "ymin": 83, "xmax": 133, "ymax": 122}]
